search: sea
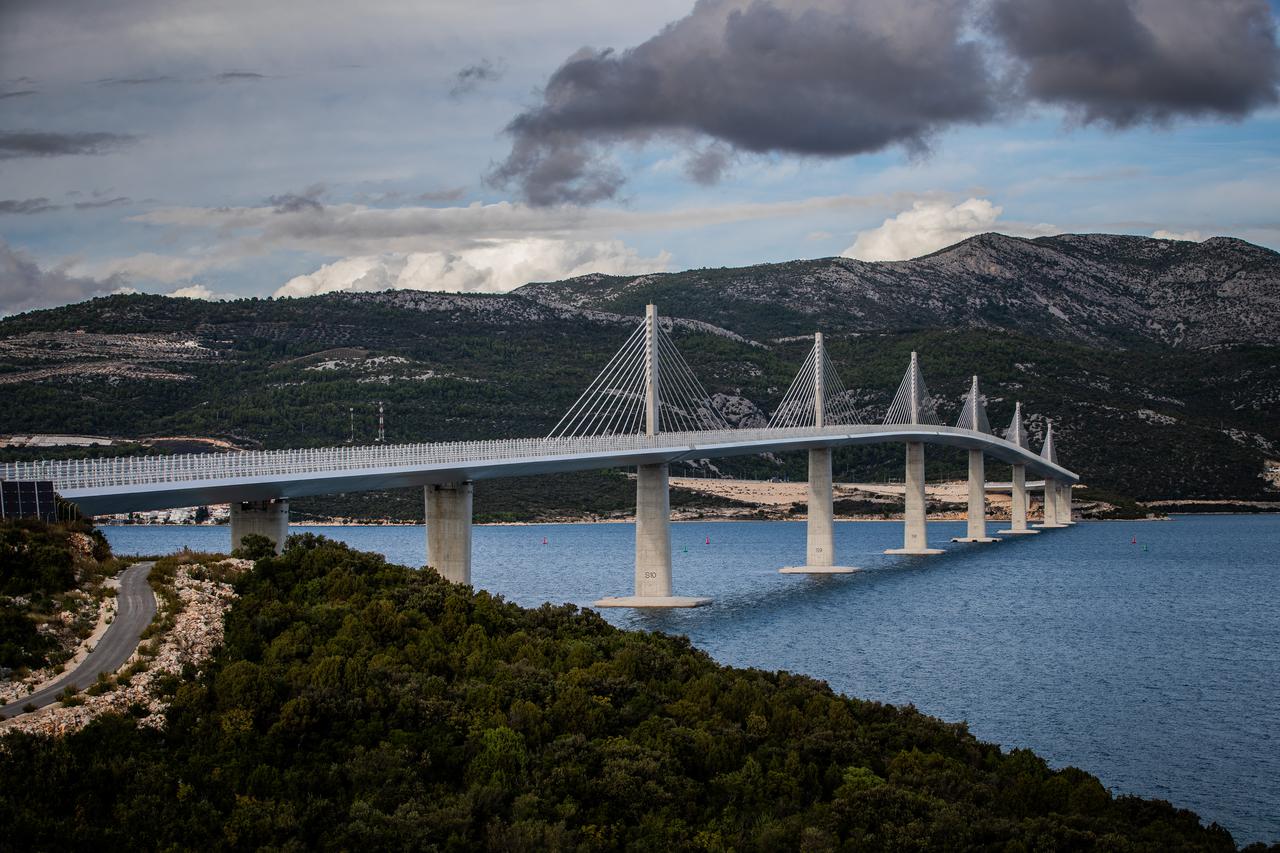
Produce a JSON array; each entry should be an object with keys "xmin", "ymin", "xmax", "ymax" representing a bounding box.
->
[{"xmin": 103, "ymin": 515, "xmax": 1280, "ymax": 845}]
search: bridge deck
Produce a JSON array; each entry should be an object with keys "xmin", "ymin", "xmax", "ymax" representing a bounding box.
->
[{"xmin": 1, "ymin": 424, "xmax": 1078, "ymax": 516}]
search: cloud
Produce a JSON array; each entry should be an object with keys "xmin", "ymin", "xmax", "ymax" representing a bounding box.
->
[
  {"xmin": 131, "ymin": 191, "xmax": 919, "ymax": 259},
  {"xmin": 842, "ymin": 197, "xmax": 1057, "ymax": 261},
  {"xmin": 987, "ymin": 0, "xmax": 1280, "ymax": 126},
  {"xmin": 449, "ymin": 59, "xmax": 505, "ymax": 98},
  {"xmin": 275, "ymin": 238, "xmax": 670, "ymax": 297},
  {"xmin": 266, "ymin": 184, "xmax": 326, "ymax": 214},
  {"xmin": 489, "ymin": 0, "xmax": 999, "ymax": 205},
  {"xmin": 0, "ymin": 240, "xmax": 125, "ymax": 315},
  {"xmin": 216, "ymin": 71, "xmax": 267, "ymax": 82},
  {"xmin": 415, "ymin": 187, "xmax": 467, "ymax": 203},
  {"xmin": 168, "ymin": 283, "xmax": 232, "ymax": 300},
  {"xmin": 360, "ymin": 186, "xmax": 467, "ymax": 205},
  {"xmin": 489, "ymin": 0, "xmax": 1280, "ymax": 205},
  {"xmin": 684, "ymin": 143, "xmax": 735, "ymax": 185},
  {"xmin": 1152, "ymin": 229, "xmax": 1203, "ymax": 242},
  {"xmin": 0, "ymin": 130, "xmax": 138, "ymax": 159},
  {"xmin": 97, "ymin": 75, "xmax": 174, "ymax": 87},
  {"xmin": 68, "ymin": 252, "xmax": 218, "ymax": 284},
  {"xmin": 72, "ymin": 196, "xmax": 130, "ymax": 210},
  {"xmin": 0, "ymin": 90, "xmax": 37, "ymax": 100},
  {"xmin": 0, "ymin": 198, "xmax": 58, "ymax": 215}
]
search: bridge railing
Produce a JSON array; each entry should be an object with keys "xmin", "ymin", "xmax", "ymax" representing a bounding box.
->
[
  {"xmin": 0, "ymin": 426, "xmax": 877, "ymax": 492},
  {"xmin": 1, "ymin": 423, "xmax": 1069, "ymax": 493}
]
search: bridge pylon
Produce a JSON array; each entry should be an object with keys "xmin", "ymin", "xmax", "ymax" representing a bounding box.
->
[
  {"xmin": 884, "ymin": 352, "xmax": 944, "ymax": 555},
  {"xmin": 778, "ymin": 332, "xmax": 859, "ymax": 574},
  {"xmin": 998, "ymin": 401, "xmax": 1039, "ymax": 535},
  {"xmin": 952, "ymin": 375, "xmax": 1000, "ymax": 544},
  {"xmin": 593, "ymin": 305, "xmax": 712, "ymax": 608},
  {"xmin": 1035, "ymin": 420, "xmax": 1069, "ymax": 529}
]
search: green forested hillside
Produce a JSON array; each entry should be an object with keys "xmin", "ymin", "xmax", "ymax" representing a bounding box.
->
[{"xmin": 0, "ymin": 534, "xmax": 1264, "ymax": 851}]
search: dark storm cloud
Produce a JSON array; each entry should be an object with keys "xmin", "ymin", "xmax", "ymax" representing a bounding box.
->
[
  {"xmin": 987, "ymin": 0, "xmax": 1280, "ymax": 126},
  {"xmin": 0, "ymin": 240, "xmax": 124, "ymax": 315},
  {"xmin": 449, "ymin": 59, "xmax": 505, "ymax": 98},
  {"xmin": 0, "ymin": 130, "xmax": 137, "ymax": 159},
  {"xmin": 685, "ymin": 144, "xmax": 734, "ymax": 185},
  {"xmin": 0, "ymin": 90, "xmax": 37, "ymax": 100},
  {"xmin": 488, "ymin": 0, "xmax": 998, "ymax": 205},
  {"xmin": 0, "ymin": 197, "xmax": 58, "ymax": 214},
  {"xmin": 267, "ymin": 184, "xmax": 326, "ymax": 214},
  {"xmin": 491, "ymin": 0, "xmax": 1280, "ymax": 206}
]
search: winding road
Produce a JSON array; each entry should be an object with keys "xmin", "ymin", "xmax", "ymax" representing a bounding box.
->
[{"xmin": 0, "ymin": 561, "xmax": 156, "ymax": 720}]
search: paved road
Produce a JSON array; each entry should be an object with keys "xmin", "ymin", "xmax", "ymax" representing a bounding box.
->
[{"xmin": 1, "ymin": 561, "xmax": 156, "ymax": 720}]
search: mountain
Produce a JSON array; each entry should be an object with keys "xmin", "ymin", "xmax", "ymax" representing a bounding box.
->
[
  {"xmin": 0, "ymin": 233, "xmax": 1276, "ymax": 512},
  {"xmin": 518, "ymin": 233, "xmax": 1280, "ymax": 349}
]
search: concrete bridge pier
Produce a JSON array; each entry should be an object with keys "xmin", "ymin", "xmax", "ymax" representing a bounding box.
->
[
  {"xmin": 781, "ymin": 447, "xmax": 858, "ymax": 573},
  {"xmin": 596, "ymin": 463, "xmax": 711, "ymax": 607},
  {"xmin": 1036, "ymin": 477, "xmax": 1068, "ymax": 529},
  {"xmin": 885, "ymin": 441, "xmax": 944, "ymax": 555},
  {"xmin": 953, "ymin": 448, "xmax": 1000, "ymax": 544},
  {"xmin": 425, "ymin": 482, "xmax": 473, "ymax": 584},
  {"xmin": 230, "ymin": 498, "xmax": 289, "ymax": 554},
  {"xmin": 1058, "ymin": 483, "xmax": 1076, "ymax": 524},
  {"xmin": 998, "ymin": 463, "xmax": 1039, "ymax": 535}
]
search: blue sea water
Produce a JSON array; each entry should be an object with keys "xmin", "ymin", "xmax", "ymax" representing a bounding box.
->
[{"xmin": 103, "ymin": 516, "xmax": 1280, "ymax": 845}]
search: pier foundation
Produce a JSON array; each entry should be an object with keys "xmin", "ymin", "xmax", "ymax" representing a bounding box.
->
[
  {"xmin": 1058, "ymin": 483, "xmax": 1076, "ymax": 525},
  {"xmin": 596, "ymin": 463, "xmax": 710, "ymax": 608},
  {"xmin": 1036, "ymin": 477, "xmax": 1068, "ymax": 529},
  {"xmin": 781, "ymin": 447, "xmax": 858, "ymax": 573},
  {"xmin": 998, "ymin": 463, "xmax": 1039, "ymax": 535},
  {"xmin": 885, "ymin": 442, "xmax": 944, "ymax": 555},
  {"xmin": 425, "ymin": 482, "xmax": 473, "ymax": 584},
  {"xmin": 953, "ymin": 448, "xmax": 1000, "ymax": 543}
]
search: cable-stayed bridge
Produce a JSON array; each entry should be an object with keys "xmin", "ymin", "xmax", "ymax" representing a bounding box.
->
[{"xmin": 1, "ymin": 305, "xmax": 1079, "ymax": 607}]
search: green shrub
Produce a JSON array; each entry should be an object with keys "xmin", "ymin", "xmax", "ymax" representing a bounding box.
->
[{"xmin": 231, "ymin": 534, "xmax": 276, "ymax": 562}]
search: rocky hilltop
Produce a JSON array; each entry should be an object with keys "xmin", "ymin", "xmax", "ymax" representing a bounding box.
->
[{"xmin": 518, "ymin": 233, "xmax": 1280, "ymax": 348}]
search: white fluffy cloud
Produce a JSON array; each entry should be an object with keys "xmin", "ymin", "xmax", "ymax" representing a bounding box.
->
[
  {"xmin": 168, "ymin": 283, "xmax": 234, "ymax": 300},
  {"xmin": 1152, "ymin": 229, "xmax": 1203, "ymax": 242},
  {"xmin": 842, "ymin": 198, "xmax": 1056, "ymax": 262},
  {"xmin": 275, "ymin": 238, "xmax": 670, "ymax": 297}
]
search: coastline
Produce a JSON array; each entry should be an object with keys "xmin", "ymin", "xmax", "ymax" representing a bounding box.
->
[
  {"xmin": 94, "ymin": 478, "xmax": 1278, "ymax": 529},
  {"xmin": 99, "ymin": 507, "xmax": 1280, "ymax": 527}
]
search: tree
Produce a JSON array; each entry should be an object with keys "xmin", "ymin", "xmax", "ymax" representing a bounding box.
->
[{"xmin": 231, "ymin": 534, "xmax": 276, "ymax": 561}]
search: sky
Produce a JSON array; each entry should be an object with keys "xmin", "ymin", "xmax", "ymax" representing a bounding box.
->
[{"xmin": 1, "ymin": 0, "xmax": 1278, "ymax": 313}]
